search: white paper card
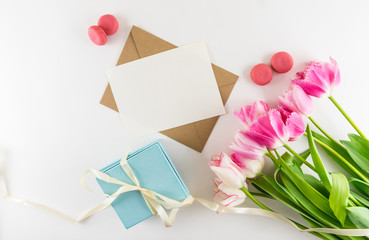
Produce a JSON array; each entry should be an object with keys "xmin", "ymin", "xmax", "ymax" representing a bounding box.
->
[{"xmin": 106, "ymin": 41, "xmax": 225, "ymax": 137}]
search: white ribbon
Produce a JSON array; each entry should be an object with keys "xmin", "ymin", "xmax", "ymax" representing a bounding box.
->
[
  {"xmin": 0, "ymin": 154, "xmax": 194, "ymax": 227},
  {"xmin": 196, "ymin": 198, "xmax": 369, "ymax": 237},
  {"xmin": 1, "ymin": 156, "xmax": 369, "ymax": 235}
]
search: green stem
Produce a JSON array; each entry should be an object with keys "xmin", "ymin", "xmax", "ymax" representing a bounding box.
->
[
  {"xmin": 283, "ymin": 144, "xmax": 316, "ymax": 171},
  {"xmin": 347, "ymin": 199, "xmax": 356, "ymax": 208},
  {"xmin": 241, "ymin": 186, "xmax": 272, "ymax": 211},
  {"xmin": 329, "ymin": 96, "xmax": 367, "ymax": 139},
  {"xmin": 241, "ymin": 186, "xmax": 332, "ymax": 240},
  {"xmin": 266, "ymin": 148, "xmax": 279, "ymax": 166},
  {"xmin": 308, "ymin": 116, "xmax": 342, "ymax": 147},
  {"xmin": 248, "ymin": 192, "xmax": 273, "ymax": 199},
  {"xmin": 349, "ymin": 193, "xmax": 364, "ymax": 207},
  {"xmin": 312, "ymin": 136, "xmax": 369, "ymax": 184}
]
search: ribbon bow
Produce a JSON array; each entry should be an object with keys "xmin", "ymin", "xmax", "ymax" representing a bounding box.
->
[
  {"xmin": 82, "ymin": 153, "xmax": 194, "ymax": 227},
  {"xmin": 3, "ymin": 154, "xmax": 368, "ymax": 236},
  {"xmin": 0, "ymin": 153, "xmax": 194, "ymax": 226}
]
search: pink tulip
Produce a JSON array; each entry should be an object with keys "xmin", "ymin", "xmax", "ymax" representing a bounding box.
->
[
  {"xmin": 209, "ymin": 153, "xmax": 246, "ymax": 189},
  {"xmin": 234, "ymin": 101, "xmax": 270, "ymax": 130},
  {"xmin": 229, "ymin": 131, "xmax": 266, "ymax": 161},
  {"xmin": 246, "ymin": 109, "xmax": 306, "ymax": 149},
  {"xmin": 213, "ymin": 177, "xmax": 246, "ymax": 207},
  {"xmin": 279, "ymin": 84, "xmax": 314, "ymax": 116},
  {"xmin": 292, "ymin": 57, "xmax": 340, "ymax": 98},
  {"xmin": 246, "ymin": 109, "xmax": 290, "ymax": 149},
  {"xmin": 231, "ymin": 153, "xmax": 265, "ymax": 178},
  {"xmin": 278, "ymin": 107, "xmax": 306, "ymax": 141}
]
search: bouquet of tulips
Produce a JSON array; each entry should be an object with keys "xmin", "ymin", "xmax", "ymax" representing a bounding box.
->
[{"xmin": 209, "ymin": 58, "xmax": 369, "ymax": 240}]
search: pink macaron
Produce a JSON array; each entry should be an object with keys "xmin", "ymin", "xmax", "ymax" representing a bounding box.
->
[
  {"xmin": 88, "ymin": 25, "xmax": 107, "ymax": 46},
  {"xmin": 271, "ymin": 51, "xmax": 294, "ymax": 73},
  {"xmin": 250, "ymin": 64, "xmax": 273, "ymax": 86},
  {"xmin": 98, "ymin": 14, "xmax": 119, "ymax": 35}
]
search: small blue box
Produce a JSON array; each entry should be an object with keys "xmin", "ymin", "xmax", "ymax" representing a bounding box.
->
[{"xmin": 97, "ymin": 141, "xmax": 190, "ymax": 229}]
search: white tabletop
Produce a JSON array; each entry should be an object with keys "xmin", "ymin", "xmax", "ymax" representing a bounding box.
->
[{"xmin": 1, "ymin": 0, "xmax": 369, "ymax": 239}]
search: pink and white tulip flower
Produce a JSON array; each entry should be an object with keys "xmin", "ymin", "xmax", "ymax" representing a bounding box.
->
[
  {"xmin": 213, "ymin": 177, "xmax": 246, "ymax": 207},
  {"xmin": 246, "ymin": 109, "xmax": 290, "ymax": 149},
  {"xmin": 246, "ymin": 109, "xmax": 306, "ymax": 149},
  {"xmin": 278, "ymin": 107, "xmax": 306, "ymax": 141},
  {"xmin": 234, "ymin": 101, "xmax": 270, "ymax": 130},
  {"xmin": 279, "ymin": 84, "xmax": 314, "ymax": 117},
  {"xmin": 292, "ymin": 57, "xmax": 340, "ymax": 98},
  {"xmin": 229, "ymin": 131, "xmax": 266, "ymax": 161},
  {"xmin": 231, "ymin": 153, "xmax": 265, "ymax": 178},
  {"xmin": 209, "ymin": 153, "xmax": 246, "ymax": 189}
]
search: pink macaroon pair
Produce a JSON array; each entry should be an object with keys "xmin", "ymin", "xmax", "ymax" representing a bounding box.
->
[
  {"xmin": 88, "ymin": 14, "xmax": 119, "ymax": 46},
  {"xmin": 250, "ymin": 51, "xmax": 294, "ymax": 86}
]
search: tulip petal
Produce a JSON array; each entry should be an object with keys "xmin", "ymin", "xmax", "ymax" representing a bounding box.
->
[
  {"xmin": 269, "ymin": 110, "xmax": 289, "ymax": 143},
  {"xmin": 246, "ymin": 129, "xmax": 276, "ymax": 149},
  {"xmin": 293, "ymin": 79, "xmax": 327, "ymax": 98},
  {"xmin": 213, "ymin": 187, "xmax": 246, "ymax": 207},
  {"xmin": 327, "ymin": 57, "xmax": 341, "ymax": 91},
  {"xmin": 229, "ymin": 131, "xmax": 266, "ymax": 160},
  {"xmin": 242, "ymin": 158, "xmax": 265, "ymax": 178},
  {"xmin": 209, "ymin": 153, "xmax": 246, "ymax": 188},
  {"xmin": 234, "ymin": 101, "xmax": 270, "ymax": 129},
  {"xmin": 213, "ymin": 179, "xmax": 247, "ymax": 207},
  {"xmin": 292, "ymin": 85, "xmax": 314, "ymax": 116},
  {"xmin": 232, "ymin": 153, "xmax": 265, "ymax": 178},
  {"xmin": 292, "ymin": 58, "xmax": 340, "ymax": 98},
  {"xmin": 286, "ymin": 112, "xmax": 306, "ymax": 141}
]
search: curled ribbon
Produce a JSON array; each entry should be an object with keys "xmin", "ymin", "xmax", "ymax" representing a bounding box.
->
[
  {"xmin": 196, "ymin": 198, "xmax": 369, "ymax": 237},
  {"xmin": 0, "ymin": 154, "xmax": 194, "ymax": 226},
  {"xmin": 1, "ymin": 156, "xmax": 369, "ymax": 235}
]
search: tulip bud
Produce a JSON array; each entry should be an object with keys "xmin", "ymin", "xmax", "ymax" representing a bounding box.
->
[
  {"xmin": 209, "ymin": 153, "xmax": 246, "ymax": 189},
  {"xmin": 213, "ymin": 177, "xmax": 246, "ymax": 207}
]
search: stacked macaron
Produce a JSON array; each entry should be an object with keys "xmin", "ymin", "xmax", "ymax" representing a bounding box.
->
[
  {"xmin": 88, "ymin": 14, "xmax": 119, "ymax": 46},
  {"xmin": 250, "ymin": 51, "xmax": 294, "ymax": 86}
]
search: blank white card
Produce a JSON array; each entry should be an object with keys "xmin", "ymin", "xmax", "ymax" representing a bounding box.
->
[{"xmin": 106, "ymin": 41, "xmax": 225, "ymax": 137}]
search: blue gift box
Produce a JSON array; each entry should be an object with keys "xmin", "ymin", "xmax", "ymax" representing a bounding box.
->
[{"xmin": 97, "ymin": 141, "xmax": 190, "ymax": 229}]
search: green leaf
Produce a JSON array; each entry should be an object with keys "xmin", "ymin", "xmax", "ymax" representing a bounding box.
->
[
  {"xmin": 306, "ymin": 124, "xmax": 331, "ymax": 191},
  {"xmin": 273, "ymin": 168, "xmax": 300, "ymax": 204},
  {"xmin": 279, "ymin": 172, "xmax": 341, "ymax": 228},
  {"xmin": 348, "ymin": 177, "xmax": 369, "ymax": 198},
  {"xmin": 303, "ymin": 174, "xmax": 330, "ymax": 198},
  {"xmin": 312, "ymin": 131, "xmax": 364, "ymax": 178},
  {"xmin": 281, "ymin": 152, "xmax": 294, "ymax": 165},
  {"xmin": 347, "ymin": 207, "xmax": 369, "ymax": 228},
  {"xmin": 341, "ymin": 140, "xmax": 369, "ymax": 173},
  {"xmin": 302, "ymin": 217, "xmax": 342, "ymax": 240},
  {"xmin": 278, "ymin": 153, "xmax": 333, "ymax": 215},
  {"xmin": 329, "ymin": 172, "xmax": 349, "ymax": 226},
  {"xmin": 251, "ymin": 176, "xmax": 298, "ymax": 205},
  {"xmin": 350, "ymin": 191, "xmax": 369, "ymax": 208},
  {"xmin": 349, "ymin": 134, "xmax": 369, "ymax": 161},
  {"xmin": 281, "ymin": 154, "xmax": 304, "ymax": 177},
  {"xmin": 298, "ymin": 150, "xmax": 311, "ymax": 166},
  {"xmin": 282, "ymin": 150, "xmax": 310, "ymax": 167},
  {"xmin": 250, "ymin": 175, "xmax": 335, "ymax": 230}
]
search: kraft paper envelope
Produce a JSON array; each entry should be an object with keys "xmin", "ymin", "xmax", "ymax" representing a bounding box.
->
[
  {"xmin": 107, "ymin": 41, "xmax": 225, "ymax": 138},
  {"xmin": 100, "ymin": 25, "xmax": 238, "ymax": 152}
]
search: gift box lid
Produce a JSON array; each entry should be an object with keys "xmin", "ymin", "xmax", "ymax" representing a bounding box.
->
[{"xmin": 97, "ymin": 141, "xmax": 189, "ymax": 229}]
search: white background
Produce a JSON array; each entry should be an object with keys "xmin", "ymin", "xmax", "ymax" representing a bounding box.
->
[{"xmin": 1, "ymin": 0, "xmax": 369, "ymax": 239}]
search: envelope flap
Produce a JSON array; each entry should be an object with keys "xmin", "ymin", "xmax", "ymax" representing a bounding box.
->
[
  {"xmin": 211, "ymin": 64, "xmax": 239, "ymax": 88},
  {"xmin": 130, "ymin": 25, "xmax": 176, "ymax": 57}
]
